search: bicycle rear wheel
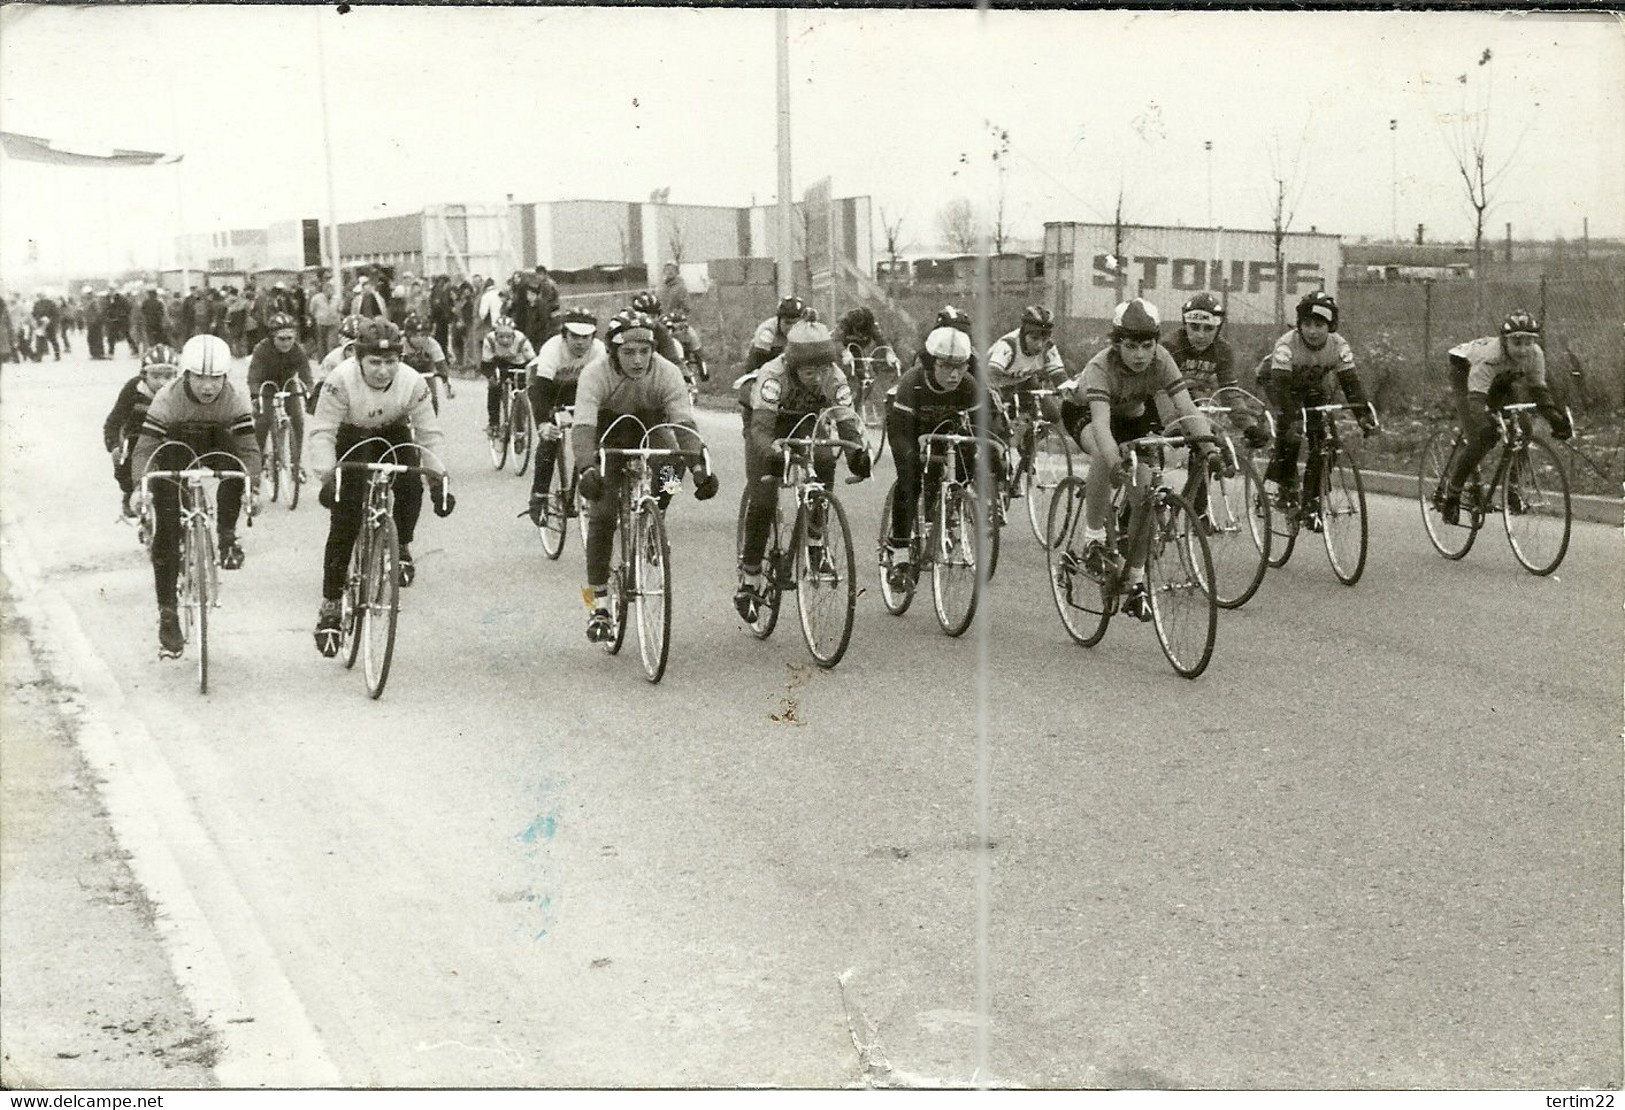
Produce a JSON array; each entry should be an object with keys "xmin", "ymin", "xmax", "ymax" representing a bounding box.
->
[
  {"xmin": 931, "ymin": 486, "xmax": 979, "ymax": 637},
  {"xmin": 538, "ymin": 449, "xmax": 569, "ymax": 560},
  {"xmin": 795, "ymin": 490, "xmax": 856, "ymax": 668},
  {"xmin": 859, "ymin": 385, "xmax": 887, "ymax": 464},
  {"xmin": 1263, "ymin": 473, "xmax": 1299, "ymax": 568},
  {"xmin": 602, "ymin": 518, "xmax": 629, "ymax": 657},
  {"xmin": 633, "ymin": 503, "xmax": 672, "ymax": 683},
  {"xmin": 1025, "ymin": 424, "xmax": 1074, "ymax": 547},
  {"xmin": 288, "ymin": 447, "xmax": 302, "ymax": 510},
  {"xmin": 1045, "ymin": 476, "xmax": 1110, "ymax": 647},
  {"xmin": 1418, "ymin": 428, "xmax": 1478, "ymax": 559},
  {"xmin": 736, "ymin": 488, "xmax": 782, "ymax": 639},
  {"xmin": 1203, "ymin": 453, "xmax": 1270, "ymax": 609},
  {"xmin": 342, "ymin": 530, "xmax": 368, "ymax": 670},
  {"xmin": 510, "ymin": 397, "xmax": 534, "ymax": 475},
  {"xmin": 1502, "ymin": 437, "xmax": 1571, "ymax": 576},
  {"xmin": 268, "ymin": 424, "xmax": 285, "ymax": 504},
  {"xmin": 877, "ymin": 482, "xmax": 915, "ymax": 616},
  {"xmin": 1146, "ymin": 490, "xmax": 1216, "ymax": 679},
  {"xmin": 1321, "ymin": 448, "xmax": 1368, "ymax": 586},
  {"xmin": 361, "ymin": 517, "xmax": 400, "ymax": 698}
]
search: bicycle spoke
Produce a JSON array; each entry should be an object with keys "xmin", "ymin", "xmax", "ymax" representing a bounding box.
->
[
  {"xmin": 1321, "ymin": 450, "xmax": 1368, "ymax": 586},
  {"xmin": 795, "ymin": 491, "xmax": 856, "ymax": 668},
  {"xmin": 931, "ymin": 487, "xmax": 978, "ymax": 637},
  {"xmin": 361, "ymin": 519, "xmax": 400, "ymax": 698},
  {"xmin": 1503, "ymin": 437, "xmax": 1571, "ymax": 575},
  {"xmin": 1147, "ymin": 492, "xmax": 1216, "ymax": 678},
  {"xmin": 1046, "ymin": 476, "xmax": 1110, "ymax": 647},
  {"xmin": 633, "ymin": 505, "xmax": 672, "ymax": 682}
]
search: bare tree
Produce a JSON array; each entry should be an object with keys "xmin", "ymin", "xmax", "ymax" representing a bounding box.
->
[
  {"xmin": 1442, "ymin": 48, "xmax": 1528, "ymax": 314},
  {"xmin": 668, "ymin": 221, "xmax": 686, "ymax": 266},
  {"xmin": 878, "ymin": 206, "xmax": 908, "ymax": 278},
  {"xmin": 1264, "ymin": 128, "xmax": 1310, "ymax": 329},
  {"xmin": 989, "ymin": 124, "xmax": 1012, "ymax": 255},
  {"xmin": 937, "ymin": 198, "xmax": 978, "ymax": 254}
]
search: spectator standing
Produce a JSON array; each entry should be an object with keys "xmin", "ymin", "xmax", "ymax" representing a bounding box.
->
[
  {"xmin": 659, "ymin": 261, "xmax": 690, "ymax": 316},
  {"xmin": 349, "ymin": 275, "xmax": 389, "ymax": 319},
  {"xmin": 32, "ymin": 292, "xmax": 61, "ymax": 360},
  {"xmin": 86, "ymin": 289, "xmax": 107, "ymax": 359},
  {"xmin": 474, "ymin": 277, "xmax": 502, "ymax": 366},
  {"xmin": 429, "ymin": 275, "xmax": 453, "ymax": 356},
  {"xmin": 310, "ymin": 280, "xmax": 340, "ymax": 356},
  {"xmin": 0, "ymin": 296, "xmax": 15, "ymax": 363},
  {"xmin": 108, "ymin": 290, "xmax": 134, "ymax": 356},
  {"xmin": 140, "ymin": 288, "xmax": 167, "ymax": 350}
]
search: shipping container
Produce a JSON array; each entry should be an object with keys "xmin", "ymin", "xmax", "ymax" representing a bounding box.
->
[{"xmin": 1044, "ymin": 222, "xmax": 1342, "ymax": 326}]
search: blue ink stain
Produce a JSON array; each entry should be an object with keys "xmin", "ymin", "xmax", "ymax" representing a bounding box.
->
[{"xmin": 519, "ymin": 814, "xmax": 557, "ymax": 844}]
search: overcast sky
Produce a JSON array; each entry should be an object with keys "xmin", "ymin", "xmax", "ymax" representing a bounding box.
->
[{"xmin": 1, "ymin": 4, "xmax": 1620, "ymax": 281}]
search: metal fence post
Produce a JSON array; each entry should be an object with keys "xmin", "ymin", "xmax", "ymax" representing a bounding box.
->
[{"xmin": 1422, "ymin": 279, "xmax": 1433, "ymax": 385}]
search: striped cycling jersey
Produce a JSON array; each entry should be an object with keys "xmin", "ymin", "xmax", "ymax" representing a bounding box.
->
[
  {"xmin": 569, "ymin": 351, "xmax": 697, "ymax": 473},
  {"xmin": 481, "ymin": 331, "xmax": 536, "ymax": 369},
  {"xmin": 1161, "ymin": 330, "xmax": 1238, "ymax": 398},
  {"xmin": 986, "ymin": 329, "xmax": 1065, "ymax": 393},
  {"xmin": 1073, "ymin": 344, "xmax": 1189, "ymax": 419},
  {"xmin": 526, "ymin": 333, "xmax": 605, "ymax": 388},
  {"xmin": 130, "ymin": 377, "xmax": 259, "ymax": 486},
  {"xmin": 1265, "ymin": 330, "xmax": 1356, "ymax": 392}
]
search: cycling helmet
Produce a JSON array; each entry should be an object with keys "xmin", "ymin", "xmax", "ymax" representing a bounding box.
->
[
  {"xmin": 606, "ymin": 311, "xmax": 657, "ymax": 348},
  {"xmin": 1181, "ymin": 292, "xmax": 1225, "ymax": 327},
  {"xmin": 1019, "ymin": 305, "xmax": 1055, "ymax": 332},
  {"xmin": 140, "ymin": 343, "xmax": 180, "ymax": 374},
  {"xmin": 493, "ymin": 315, "xmax": 517, "ymax": 333},
  {"xmin": 353, "ymin": 318, "xmax": 404, "ymax": 358},
  {"xmin": 1295, "ymin": 291, "xmax": 1338, "ymax": 331},
  {"xmin": 267, "ymin": 312, "xmax": 297, "ymax": 334},
  {"xmin": 1110, "ymin": 298, "xmax": 1162, "ymax": 341},
  {"xmin": 1500, "ymin": 310, "xmax": 1541, "ymax": 338},
  {"xmin": 924, "ymin": 325, "xmax": 973, "ymax": 363},
  {"xmin": 560, "ymin": 306, "xmax": 597, "ymax": 337},
  {"xmin": 662, "ymin": 308, "xmax": 689, "ymax": 327},
  {"xmin": 842, "ymin": 306, "xmax": 877, "ymax": 333},
  {"xmin": 401, "ymin": 311, "xmax": 427, "ymax": 334},
  {"xmin": 631, "ymin": 291, "xmax": 661, "ymax": 316},
  {"xmin": 179, "ymin": 334, "xmax": 233, "ymax": 377},
  {"xmin": 784, "ymin": 315, "xmax": 837, "ymax": 371},
  {"xmin": 935, "ymin": 305, "xmax": 972, "ymax": 333},
  {"xmin": 776, "ymin": 295, "xmax": 806, "ymax": 321},
  {"xmin": 339, "ymin": 314, "xmax": 363, "ymax": 342}
]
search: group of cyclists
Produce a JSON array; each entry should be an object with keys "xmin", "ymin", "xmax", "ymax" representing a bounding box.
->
[{"xmin": 103, "ymin": 275, "xmax": 1573, "ymax": 661}]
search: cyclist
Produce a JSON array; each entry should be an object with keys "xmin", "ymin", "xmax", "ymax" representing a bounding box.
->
[
  {"xmin": 1260, "ymin": 291, "xmax": 1378, "ymax": 532},
  {"xmin": 104, "ymin": 343, "xmax": 179, "ymax": 517},
  {"xmin": 314, "ymin": 314, "xmax": 363, "ymax": 413},
  {"xmin": 882, "ymin": 325, "xmax": 1006, "ymax": 590},
  {"xmin": 629, "ymin": 292, "xmax": 687, "ymax": 365},
  {"xmin": 744, "ymin": 295, "xmax": 807, "ymax": 372},
  {"xmin": 987, "ymin": 305, "xmax": 1068, "ymax": 497},
  {"xmin": 734, "ymin": 312, "xmax": 870, "ymax": 622},
  {"xmin": 129, "ymin": 335, "xmax": 261, "ymax": 657},
  {"xmin": 247, "ymin": 312, "xmax": 314, "ymax": 477},
  {"xmin": 481, "ymin": 315, "xmax": 538, "ymax": 439},
  {"xmin": 1161, "ymin": 292, "xmax": 1269, "ymax": 450},
  {"xmin": 526, "ymin": 306, "xmax": 606, "ymax": 523},
  {"xmin": 1071, "ymin": 299, "xmax": 1226, "ymax": 622},
  {"xmin": 570, "ymin": 311, "xmax": 719, "ymax": 643},
  {"xmin": 400, "ymin": 311, "xmax": 455, "ymax": 407},
  {"xmin": 835, "ymin": 305, "xmax": 897, "ymax": 390},
  {"xmin": 1438, "ymin": 310, "xmax": 1571, "ymax": 524},
  {"xmin": 307, "ymin": 318, "xmax": 455, "ymax": 656},
  {"xmin": 661, "ymin": 307, "xmax": 709, "ymax": 389}
]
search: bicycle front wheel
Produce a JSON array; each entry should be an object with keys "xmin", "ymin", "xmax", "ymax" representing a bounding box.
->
[
  {"xmin": 488, "ymin": 397, "xmax": 510, "ymax": 469},
  {"xmin": 510, "ymin": 398, "xmax": 534, "ymax": 475},
  {"xmin": 361, "ymin": 517, "xmax": 401, "ymax": 699},
  {"xmin": 1502, "ymin": 437, "xmax": 1571, "ymax": 575},
  {"xmin": 1263, "ymin": 473, "xmax": 1299, "ymax": 568},
  {"xmin": 931, "ymin": 486, "xmax": 979, "ymax": 637},
  {"xmin": 1418, "ymin": 428, "xmax": 1478, "ymax": 560},
  {"xmin": 1147, "ymin": 490, "xmax": 1216, "ymax": 679},
  {"xmin": 795, "ymin": 490, "xmax": 856, "ymax": 668},
  {"xmin": 342, "ymin": 529, "xmax": 368, "ymax": 670},
  {"xmin": 1026, "ymin": 424, "xmax": 1074, "ymax": 547},
  {"xmin": 538, "ymin": 449, "xmax": 568, "ymax": 560},
  {"xmin": 1046, "ymin": 476, "xmax": 1110, "ymax": 647},
  {"xmin": 859, "ymin": 386, "xmax": 886, "ymax": 464},
  {"xmin": 268, "ymin": 425, "xmax": 286, "ymax": 504},
  {"xmin": 1204, "ymin": 453, "xmax": 1270, "ymax": 609},
  {"xmin": 736, "ymin": 488, "xmax": 782, "ymax": 639},
  {"xmin": 632, "ymin": 503, "xmax": 672, "ymax": 683},
  {"xmin": 1321, "ymin": 449, "xmax": 1368, "ymax": 586},
  {"xmin": 877, "ymin": 482, "xmax": 915, "ymax": 616},
  {"xmin": 189, "ymin": 519, "xmax": 214, "ymax": 694}
]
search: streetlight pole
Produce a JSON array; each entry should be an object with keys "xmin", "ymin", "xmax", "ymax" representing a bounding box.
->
[
  {"xmin": 1389, "ymin": 118, "xmax": 1398, "ymax": 242},
  {"xmin": 1204, "ymin": 140, "xmax": 1213, "ymax": 227},
  {"xmin": 774, "ymin": 9, "xmax": 795, "ymax": 300},
  {"xmin": 314, "ymin": 8, "xmax": 343, "ymax": 285}
]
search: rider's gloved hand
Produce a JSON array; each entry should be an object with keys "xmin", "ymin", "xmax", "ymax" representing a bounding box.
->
[
  {"xmin": 1545, "ymin": 409, "xmax": 1573, "ymax": 441},
  {"xmin": 578, "ymin": 467, "xmax": 605, "ymax": 502},
  {"xmin": 318, "ymin": 478, "xmax": 336, "ymax": 510},
  {"xmin": 429, "ymin": 480, "xmax": 456, "ymax": 518},
  {"xmin": 847, "ymin": 449, "xmax": 872, "ymax": 481},
  {"xmin": 692, "ymin": 471, "xmax": 720, "ymax": 501},
  {"xmin": 1242, "ymin": 423, "xmax": 1270, "ymax": 450},
  {"xmin": 1357, "ymin": 415, "xmax": 1380, "ymax": 438},
  {"xmin": 1204, "ymin": 447, "xmax": 1235, "ymax": 479}
]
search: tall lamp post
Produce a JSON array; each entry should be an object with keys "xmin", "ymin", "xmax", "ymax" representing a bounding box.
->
[
  {"xmin": 1204, "ymin": 140, "xmax": 1213, "ymax": 227},
  {"xmin": 1389, "ymin": 118, "xmax": 1398, "ymax": 242}
]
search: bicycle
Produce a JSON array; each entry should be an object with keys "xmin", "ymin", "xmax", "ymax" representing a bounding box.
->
[
  {"xmin": 487, "ymin": 367, "xmax": 534, "ymax": 475},
  {"xmin": 531, "ymin": 403, "xmax": 588, "ymax": 560},
  {"xmin": 1046, "ymin": 421, "xmax": 1220, "ymax": 679},
  {"xmin": 876, "ymin": 426, "xmax": 1002, "ymax": 637},
  {"xmin": 333, "ymin": 440, "xmax": 451, "ymax": 700},
  {"xmin": 410, "ymin": 360, "xmax": 454, "ymax": 415},
  {"xmin": 1184, "ymin": 390, "xmax": 1274, "ymax": 609},
  {"xmin": 1418, "ymin": 401, "xmax": 1573, "ymax": 575},
  {"xmin": 846, "ymin": 343, "xmax": 901, "ymax": 465},
  {"xmin": 140, "ymin": 447, "xmax": 251, "ymax": 694},
  {"xmin": 1260, "ymin": 401, "xmax": 1377, "ymax": 587},
  {"xmin": 1000, "ymin": 386, "xmax": 1074, "ymax": 548},
  {"xmin": 733, "ymin": 409, "xmax": 864, "ymax": 668},
  {"xmin": 257, "ymin": 377, "xmax": 308, "ymax": 510},
  {"xmin": 593, "ymin": 417, "xmax": 711, "ymax": 684}
]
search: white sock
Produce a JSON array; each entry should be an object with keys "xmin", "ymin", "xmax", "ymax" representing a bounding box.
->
[{"xmin": 1083, "ymin": 526, "xmax": 1105, "ymax": 545}]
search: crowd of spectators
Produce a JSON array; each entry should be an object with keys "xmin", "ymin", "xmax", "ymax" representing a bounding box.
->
[{"xmin": 2, "ymin": 264, "xmax": 564, "ymax": 371}]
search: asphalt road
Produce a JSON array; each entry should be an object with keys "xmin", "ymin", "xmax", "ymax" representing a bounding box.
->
[{"xmin": 2, "ymin": 352, "xmax": 1619, "ymax": 1089}]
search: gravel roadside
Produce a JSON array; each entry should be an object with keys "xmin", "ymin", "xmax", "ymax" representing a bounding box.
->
[{"xmin": 1, "ymin": 598, "xmax": 217, "ymax": 1090}]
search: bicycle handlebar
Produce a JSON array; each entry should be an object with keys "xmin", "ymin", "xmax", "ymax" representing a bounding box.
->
[
  {"xmin": 1299, "ymin": 400, "xmax": 1380, "ymax": 429},
  {"xmin": 771, "ymin": 436, "xmax": 864, "ymax": 455}
]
